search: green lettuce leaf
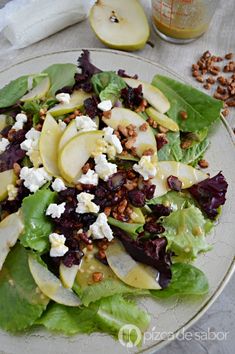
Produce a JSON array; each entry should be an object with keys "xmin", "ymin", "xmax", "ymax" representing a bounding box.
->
[
  {"xmin": 20, "ymin": 190, "xmax": 57, "ymax": 253},
  {"xmin": 0, "ymin": 76, "xmax": 28, "ymax": 108},
  {"xmin": 148, "ymin": 190, "xmax": 195, "ymax": 210},
  {"xmin": 181, "ymin": 138, "xmax": 210, "ymax": 165},
  {"xmin": 162, "ymin": 205, "xmax": 212, "ymax": 260},
  {"xmin": 0, "ymin": 243, "xmax": 49, "ymax": 332},
  {"xmin": 151, "ymin": 263, "xmax": 209, "ymax": 298},
  {"xmin": 91, "ymin": 71, "xmax": 126, "ymax": 104},
  {"xmin": 108, "ymin": 217, "xmax": 144, "ymax": 238},
  {"xmin": 43, "ymin": 63, "xmax": 77, "ymax": 96},
  {"xmin": 158, "ymin": 131, "xmax": 183, "ymax": 161},
  {"xmin": 152, "ymin": 75, "xmax": 223, "ymax": 132}
]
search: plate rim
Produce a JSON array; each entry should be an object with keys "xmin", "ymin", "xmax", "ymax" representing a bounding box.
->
[{"xmin": 0, "ymin": 48, "xmax": 234, "ymax": 354}]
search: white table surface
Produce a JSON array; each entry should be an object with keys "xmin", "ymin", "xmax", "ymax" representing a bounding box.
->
[{"xmin": 0, "ymin": 1, "xmax": 234, "ymax": 354}]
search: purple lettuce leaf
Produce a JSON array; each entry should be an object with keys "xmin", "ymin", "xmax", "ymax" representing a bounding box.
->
[
  {"xmin": 117, "ymin": 70, "xmax": 138, "ymax": 79},
  {"xmin": 188, "ymin": 172, "xmax": 228, "ymax": 219}
]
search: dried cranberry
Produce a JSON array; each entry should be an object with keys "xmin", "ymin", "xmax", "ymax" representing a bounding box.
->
[
  {"xmin": 156, "ymin": 134, "xmax": 168, "ymax": 150},
  {"xmin": 84, "ymin": 96, "xmax": 101, "ymax": 118},
  {"xmin": 144, "ymin": 221, "xmax": 165, "ymax": 234},
  {"xmin": 121, "ymin": 84, "xmax": 143, "ymax": 110},
  {"xmin": 128, "ymin": 189, "xmax": 146, "ymax": 207},
  {"xmin": 95, "ymin": 185, "xmax": 107, "ymax": 198},
  {"xmin": 167, "ymin": 175, "xmax": 182, "ymax": 192},
  {"xmin": 107, "ymin": 172, "xmax": 126, "ymax": 191},
  {"xmin": 150, "ymin": 204, "xmax": 172, "ymax": 218},
  {"xmin": 62, "ymin": 250, "xmax": 83, "ymax": 268},
  {"xmin": 144, "ymin": 184, "xmax": 156, "ymax": 200}
]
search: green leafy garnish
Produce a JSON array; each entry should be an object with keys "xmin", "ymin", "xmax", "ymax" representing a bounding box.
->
[
  {"xmin": 108, "ymin": 217, "xmax": 144, "ymax": 238},
  {"xmin": 43, "ymin": 63, "xmax": 77, "ymax": 96},
  {"xmin": 158, "ymin": 131, "xmax": 183, "ymax": 161},
  {"xmin": 181, "ymin": 138, "xmax": 209, "ymax": 165},
  {"xmin": 149, "ymin": 190, "xmax": 195, "ymax": 210},
  {"xmin": 151, "ymin": 263, "xmax": 209, "ymax": 298},
  {"xmin": 20, "ymin": 190, "xmax": 57, "ymax": 253},
  {"xmin": 0, "ymin": 76, "xmax": 28, "ymax": 108},
  {"xmin": 152, "ymin": 75, "xmax": 223, "ymax": 131},
  {"xmin": 0, "ymin": 244, "xmax": 49, "ymax": 332}
]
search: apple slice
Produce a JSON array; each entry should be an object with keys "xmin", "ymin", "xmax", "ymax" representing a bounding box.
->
[
  {"xmin": 48, "ymin": 90, "xmax": 91, "ymax": 117},
  {"xmin": 105, "ymin": 239, "xmax": 160, "ymax": 290},
  {"xmin": 146, "ymin": 107, "xmax": 179, "ymax": 132},
  {"xmin": 152, "ymin": 161, "xmax": 208, "ymax": 198},
  {"xmin": 58, "ymin": 130, "xmax": 103, "ymax": 184},
  {"xmin": 0, "ymin": 211, "xmax": 24, "ymax": 270},
  {"xmin": 21, "ymin": 77, "xmax": 50, "ymax": 102},
  {"xmin": 124, "ymin": 78, "xmax": 170, "ymax": 113},
  {"xmin": 89, "ymin": 0, "xmax": 149, "ymax": 51},
  {"xmin": 59, "ymin": 263, "xmax": 79, "ymax": 289},
  {"xmin": 103, "ymin": 107, "xmax": 157, "ymax": 157},
  {"xmin": 28, "ymin": 254, "xmax": 81, "ymax": 306},
  {"xmin": 0, "ymin": 169, "xmax": 17, "ymax": 202},
  {"xmin": 39, "ymin": 113, "xmax": 62, "ymax": 176}
]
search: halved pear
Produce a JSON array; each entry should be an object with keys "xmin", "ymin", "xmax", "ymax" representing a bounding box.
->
[
  {"xmin": 105, "ymin": 239, "xmax": 160, "ymax": 289},
  {"xmin": 152, "ymin": 161, "xmax": 208, "ymax": 198},
  {"xmin": 146, "ymin": 107, "xmax": 179, "ymax": 132},
  {"xmin": 21, "ymin": 77, "xmax": 50, "ymax": 102},
  {"xmin": 28, "ymin": 254, "xmax": 81, "ymax": 307},
  {"xmin": 0, "ymin": 114, "xmax": 7, "ymax": 131},
  {"xmin": 0, "ymin": 169, "xmax": 17, "ymax": 202},
  {"xmin": 58, "ymin": 130, "xmax": 103, "ymax": 184},
  {"xmin": 89, "ymin": 0, "xmax": 149, "ymax": 51},
  {"xmin": 59, "ymin": 263, "xmax": 79, "ymax": 289},
  {"xmin": 39, "ymin": 113, "xmax": 62, "ymax": 176},
  {"xmin": 48, "ymin": 90, "xmax": 91, "ymax": 117},
  {"xmin": 103, "ymin": 107, "xmax": 157, "ymax": 157},
  {"xmin": 0, "ymin": 211, "xmax": 24, "ymax": 270},
  {"xmin": 124, "ymin": 78, "xmax": 170, "ymax": 113}
]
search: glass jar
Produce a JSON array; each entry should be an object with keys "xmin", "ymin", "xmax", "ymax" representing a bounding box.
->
[{"xmin": 151, "ymin": 0, "xmax": 219, "ymax": 44}]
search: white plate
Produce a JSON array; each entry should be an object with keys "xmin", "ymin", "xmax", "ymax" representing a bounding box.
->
[{"xmin": 0, "ymin": 49, "xmax": 234, "ymax": 354}]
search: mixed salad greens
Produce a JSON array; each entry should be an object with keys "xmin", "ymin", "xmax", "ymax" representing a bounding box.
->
[{"xmin": 0, "ymin": 50, "xmax": 228, "ymax": 342}]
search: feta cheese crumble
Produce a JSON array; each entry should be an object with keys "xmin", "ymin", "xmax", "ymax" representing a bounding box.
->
[
  {"xmin": 78, "ymin": 169, "xmax": 99, "ymax": 186},
  {"xmin": 46, "ymin": 202, "xmax": 66, "ymax": 219},
  {"xmin": 89, "ymin": 213, "xmax": 113, "ymax": 241},
  {"xmin": 52, "ymin": 178, "xmax": 67, "ymax": 192},
  {"xmin": 20, "ymin": 128, "xmax": 41, "ymax": 163},
  {"xmin": 75, "ymin": 115, "xmax": 97, "ymax": 132},
  {"xmin": 58, "ymin": 119, "xmax": 67, "ymax": 131},
  {"xmin": 55, "ymin": 93, "xmax": 71, "ymax": 104},
  {"xmin": 97, "ymin": 100, "xmax": 112, "ymax": 112},
  {"xmin": 103, "ymin": 126, "xmax": 123, "ymax": 154},
  {"xmin": 20, "ymin": 166, "xmax": 52, "ymax": 193},
  {"xmin": 12, "ymin": 113, "xmax": 27, "ymax": 131},
  {"xmin": 76, "ymin": 192, "xmax": 100, "ymax": 214},
  {"xmin": 7, "ymin": 184, "xmax": 18, "ymax": 201},
  {"xmin": 0, "ymin": 138, "xmax": 10, "ymax": 153},
  {"xmin": 133, "ymin": 155, "xmax": 157, "ymax": 180},
  {"xmin": 49, "ymin": 233, "xmax": 68, "ymax": 257},
  {"xmin": 94, "ymin": 154, "xmax": 117, "ymax": 181}
]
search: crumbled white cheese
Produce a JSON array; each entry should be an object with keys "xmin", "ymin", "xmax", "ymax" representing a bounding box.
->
[
  {"xmin": 20, "ymin": 166, "xmax": 52, "ymax": 193},
  {"xmin": 91, "ymin": 138, "xmax": 108, "ymax": 158},
  {"xmin": 89, "ymin": 213, "xmax": 113, "ymax": 241},
  {"xmin": 103, "ymin": 126, "xmax": 123, "ymax": 155},
  {"xmin": 55, "ymin": 93, "xmax": 71, "ymax": 104},
  {"xmin": 12, "ymin": 113, "xmax": 27, "ymax": 131},
  {"xmin": 78, "ymin": 169, "xmax": 99, "ymax": 186},
  {"xmin": 75, "ymin": 115, "xmax": 97, "ymax": 132},
  {"xmin": 20, "ymin": 128, "xmax": 41, "ymax": 163},
  {"xmin": 94, "ymin": 154, "xmax": 117, "ymax": 181},
  {"xmin": 133, "ymin": 155, "xmax": 157, "ymax": 180},
  {"xmin": 46, "ymin": 202, "xmax": 66, "ymax": 219},
  {"xmin": 76, "ymin": 192, "xmax": 100, "ymax": 214},
  {"xmin": 58, "ymin": 119, "xmax": 67, "ymax": 131},
  {"xmin": 97, "ymin": 100, "xmax": 112, "ymax": 112},
  {"xmin": 0, "ymin": 138, "xmax": 10, "ymax": 153},
  {"xmin": 7, "ymin": 184, "xmax": 18, "ymax": 201},
  {"xmin": 49, "ymin": 233, "xmax": 68, "ymax": 257},
  {"xmin": 52, "ymin": 178, "xmax": 67, "ymax": 192}
]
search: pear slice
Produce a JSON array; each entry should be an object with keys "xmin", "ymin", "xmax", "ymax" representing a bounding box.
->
[
  {"xmin": 39, "ymin": 113, "xmax": 62, "ymax": 176},
  {"xmin": 0, "ymin": 211, "xmax": 24, "ymax": 270},
  {"xmin": 152, "ymin": 161, "xmax": 208, "ymax": 198},
  {"xmin": 0, "ymin": 114, "xmax": 7, "ymax": 131},
  {"xmin": 89, "ymin": 0, "xmax": 149, "ymax": 51},
  {"xmin": 48, "ymin": 90, "xmax": 91, "ymax": 117},
  {"xmin": 130, "ymin": 207, "xmax": 145, "ymax": 224},
  {"xmin": 105, "ymin": 239, "xmax": 160, "ymax": 290},
  {"xmin": 124, "ymin": 78, "xmax": 170, "ymax": 113},
  {"xmin": 146, "ymin": 107, "xmax": 179, "ymax": 132},
  {"xmin": 28, "ymin": 254, "xmax": 81, "ymax": 307},
  {"xmin": 103, "ymin": 107, "xmax": 157, "ymax": 157},
  {"xmin": 59, "ymin": 263, "xmax": 79, "ymax": 289},
  {"xmin": 0, "ymin": 169, "xmax": 17, "ymax": 202},
  {"xmin": 21, "ymin": 77, "xmax": 50, "ymax": 102},
  {"xmin": 58, "ymin": 130, "xmax": 103, "ymax": 184}
]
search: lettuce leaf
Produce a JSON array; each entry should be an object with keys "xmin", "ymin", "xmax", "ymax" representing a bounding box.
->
[
  {"xmin": 158, "ymin": 131, "xmax": 183, "ymax": 162},
  {"xmin": 43, "ymin": 63, "xmax": 77, "ymax": 96},
  {"xmin": 0, "ymin": 76, "xmax": 28, "ymax": 108},
  {"xmin": 108, "ymin": 217, "xmax": 144, "ymax": 239},
  {"xmin": 0, "ymin": 243, "xmax": 49, "ymax": 332},
  {"xmin": 20, "ymin": 190, "xmax": 57, "ymax": 253},
  {"xmin": 152, "ymin": 75, "xmax": 223, "ymax": 132},
  {"xmin": 181, "ymin": 138, "xmax": 210, "ymax": 165},
  {"xmin": 148, "ymin": 190, "xmax": 195, "ymax": 210},
  {"xmin": 151, "ymin": 263, "xmax": 209, "ymax": 298}
]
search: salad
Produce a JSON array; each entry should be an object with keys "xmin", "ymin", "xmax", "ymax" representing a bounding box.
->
[{"xmin": 0, "ymin": 50, "xmax": 228, "ymax": 342}]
